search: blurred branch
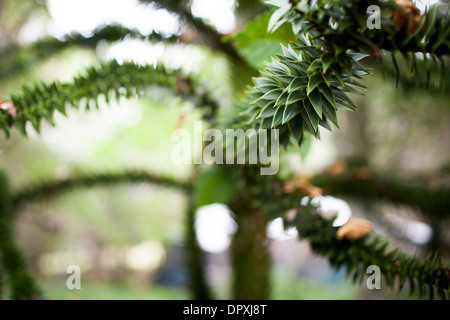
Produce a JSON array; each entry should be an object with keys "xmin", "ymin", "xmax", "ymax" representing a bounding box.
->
[
  {"xmin": 238, "ymin": 168, "xmax": 450, "ymax": 299},
  {"xmin": 0, "ymin": 171, "xmax": 42, "ymax": 300},
  {"xmin": 139, "ymin": 0, "xmax": 239, "ymax": 57},
  {"xmin": 10, "ymin": 169, "xmax": 215, "ymax": 300},
  {"xmin": 12, "ymin": 169, "xmax": 193, "ymax": 208},
  {"xmin": 138, "ymin": 0, "xmax": 255, "ymax": 88},
  {"xmin": 311, "ymin": 164, "xmax": 450, "ymax": 221}
]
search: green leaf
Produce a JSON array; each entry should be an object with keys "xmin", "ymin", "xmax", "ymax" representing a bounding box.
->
[
  {"xmin": 282, "ymin": 103, "xmax": 302, "ymax": 124},
  {"xmin": 332, "ymin": 88, "xmax": 357, "ymax": 110},
  {"xmin": 321, "ymin": 51, "xmax": 335, "ymax": 73},
  {"xmin": 303, "ymin": 99, "xmax": 319, "ymax": 131},
  {"xmin": 254, "ymin": 76, "xmax": 279, "ymax": 88},
  {"xmin": 307, "ymin": 72, "xmax": 323, "ymax": 95},
  {"xmin": 258, "ymin": 88, "xmax": 283, "ymax": 101},
  {"xmin": 195, "ymin": 166, "xmax": 236, "ymax": 207},
  {"xmin": 301, "ymin": 109, "xmax": 320, "ymax": 139},
  {"xmin": 281, "ymin": 45, "xmax": 299, "ymax": 60},
  {"xmin": 322, "ymin": 98, "xmax": 339, "ymax": 128},
  {"xmin": 267, "ymin": 59, "xmax": 290, "ymax": 75},
  {"xmin": 274, "ymin": 90, "xmax": 289, "ymax": 106},
  {"xmin": 307, "ymin": 59, "xmax": 322, "ymax": 73},
  {"xmin": 286, "ymin": 89, "xmax": 306, "ymax": 106},
  {"xmin": 307, "ymin": 89, "xmax": 323, "ymax": 117},
  {"xmin": 256, "ymin": 102, "xmax": 277, "ymax": 118},
  {"xmin": 319, "ymin": 117, "xmax": 332, "ymax": 131},
  {"xmin": 318, "ymin": 83, "xmax": 336, "ymax": 108},
  {"xmin": 288, "ymin": 115, "xmax": 303, "ymax": 145},
  {"xmin": 287, "ymin": 77, "xmax": 308, "ymax": 92},
  {"xmin": 272, "ymin": 106, "xmax": 284, "ymax": 127},
  {"xmin": 268, "ymin": 4, "xmax": 291, "ymax": 32}
]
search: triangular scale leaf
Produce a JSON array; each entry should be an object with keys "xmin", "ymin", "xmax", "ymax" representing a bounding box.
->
[
  {"xmin": 319, "ymin": 117, "xmax": 332, "ymax": 131},
  {"xmin": 286, "ymin": 89, "xmax": 306, "ymax": 106},
  {"xmin": 303, "ymin": 99, "xmax": 319, "ymax": 131},
  {"xmin": 288, "ymin": 116, "xmax": 303, "ymax": 144},
  {"xmin": 258, "ymin": 89, "xmax": 283, "ymax": 101},
  {"xmin": 322, "ymin": 98, "xmax": 339, "ymax": 128},
  {"xmin": 272, "ymin": 106, "xmax": 284, "ymax": 127},
  {"xmin": 321, "ymin": 51, "xmax": 335, "ymax": 73},
  {"xmin": 301, "ymin": 109, "xmax": 320, "ymax": 139},
  {"xmin": 275, "ymin": 91, "xmax": 289, "ymax": 106},
  {"xmin": 257, "ymin": 102, "xmax": 277, "ymax": 119},
  {"xmin": 307, "ymin": 72, "xmax": 323, "ymax": 95},
  {"xmin": 288, "ymin": 77, "xmax": 308, "ymax": 92},
  {"xmin": 282, "ymin": 103, "xmax": 302, "ymax": 124},
  {"xmin": 318, "ymin": 83, "xmax": 336, "ymax": 108},
  {"xmin": 307, "ymin": 89, "xmax": 322, "ymax": 117}
]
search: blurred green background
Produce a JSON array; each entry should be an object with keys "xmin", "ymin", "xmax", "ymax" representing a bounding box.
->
[{"xmin": 0, "ymin": 0, "xmax": 449, "ymax": 300}]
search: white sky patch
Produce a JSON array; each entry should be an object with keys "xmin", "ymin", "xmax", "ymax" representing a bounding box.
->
[
  {"xmin": 41, "ymin": 99, "xmax": 142, "ymax": 162},
  {"xmin": 47, "ymin": 0, "xmax": 180, "ymax": 37},
  {"xmin": 383, "ymin": 213, "xmax": 432, "ymax": 245},
  {"xmin": 191, "ymin": 0, "xmax": 236, "ymax": 34},
  {"xmin": 414, "ymin": 0, "xmax": 441, "ymax": 13},
  {"xmin": 105, "ymin": 39, "xmax": 207, "ymax": 74},
  {"xmin": 195, "ymin": 204, "xmax": 237, "ymax": 254},
  {"xmin": 301, "ymin": 195, "xmax": 352, "ymax": 227},
  {"xmin": 266, "ymin": 217, "xmax": 298, "ymax": 241}
]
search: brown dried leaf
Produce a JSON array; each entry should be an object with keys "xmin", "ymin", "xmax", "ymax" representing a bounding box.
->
[{"xmin": 336, "ymin": 217, "xmax": 372, "ymax": 240}]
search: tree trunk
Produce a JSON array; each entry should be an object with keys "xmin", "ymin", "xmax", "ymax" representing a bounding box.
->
[
  {"xmin": 185, "ymin": 195, "xmax": 212, "ymax": 300},
  {"xmin": 229, "ymin": 193, "xmax": 270, "ymax": 300}
]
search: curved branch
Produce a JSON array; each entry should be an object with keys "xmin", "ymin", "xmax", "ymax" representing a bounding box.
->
[
  {"xmin": 311, "ymin": 168, "xmax": 450, "ymax": 220},
  {"xmin": 138, "ymin": 0, "xmax": 249, "ymax": 66},
  {"xmin": 0, "ymin": 59, "xmax": 220, "ymax": 137},
  {"xmin": 12, "ymin": 169, "xmax": 193, "ymax": 209}
]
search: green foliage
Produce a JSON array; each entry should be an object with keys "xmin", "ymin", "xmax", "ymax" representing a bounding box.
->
[
  {"xmin": 244, "ymin": 169, "xmax": 450, "ymax": 299},
  {"xmin": 232, "ymin": 0, "xmax": 450, "ymax": 149},
  {"xmin": 268, "ymin": 0, "xmax": 450, "ymax": 88},
  {"xmin": 289, "ymin": 200, "xmax": 450, "ymax": 300},
  {"xmin": 0, "ymin": 60, "xmax": 177, "ymax": 137},
  {"xmin": 194, "ymin": 165, "xmax": 236, "ymax": 207},
  {"xmin": 0, "ymin": 172, "xmax": 42, "ymax": 300},
  {"xmin": 0, "ymin": 0, "xmax": 449, "ymax": 300},
  {"xmin": 245, "ymin": 35, "xmax": 367, "ymax": 144},
  {"xmin": 226, "ymin": 12, "xmax": 296, "ymax": 70}
]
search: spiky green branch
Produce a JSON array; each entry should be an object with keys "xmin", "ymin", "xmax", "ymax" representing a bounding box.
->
[
  {"xmin": 239, "ymin": 0, "xmax": 450, "ymax": 148},
  {"xmin": 289, "ymin": 201, "xmax": 450, "ymax": 300},
  {"xmin": 242, "ymin": 168, "xmax": 450, "ymax": 300},
  {"xmin": 0, "ymin": 60, "xmax": 176, "ymax": 136},
  {"xmin": 273, "ymin": 0, "xmax": 450, "ymax": 56},
  {"xmin": 0, "ymin": 59, "xmax": 219, "ymax": 137}
]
